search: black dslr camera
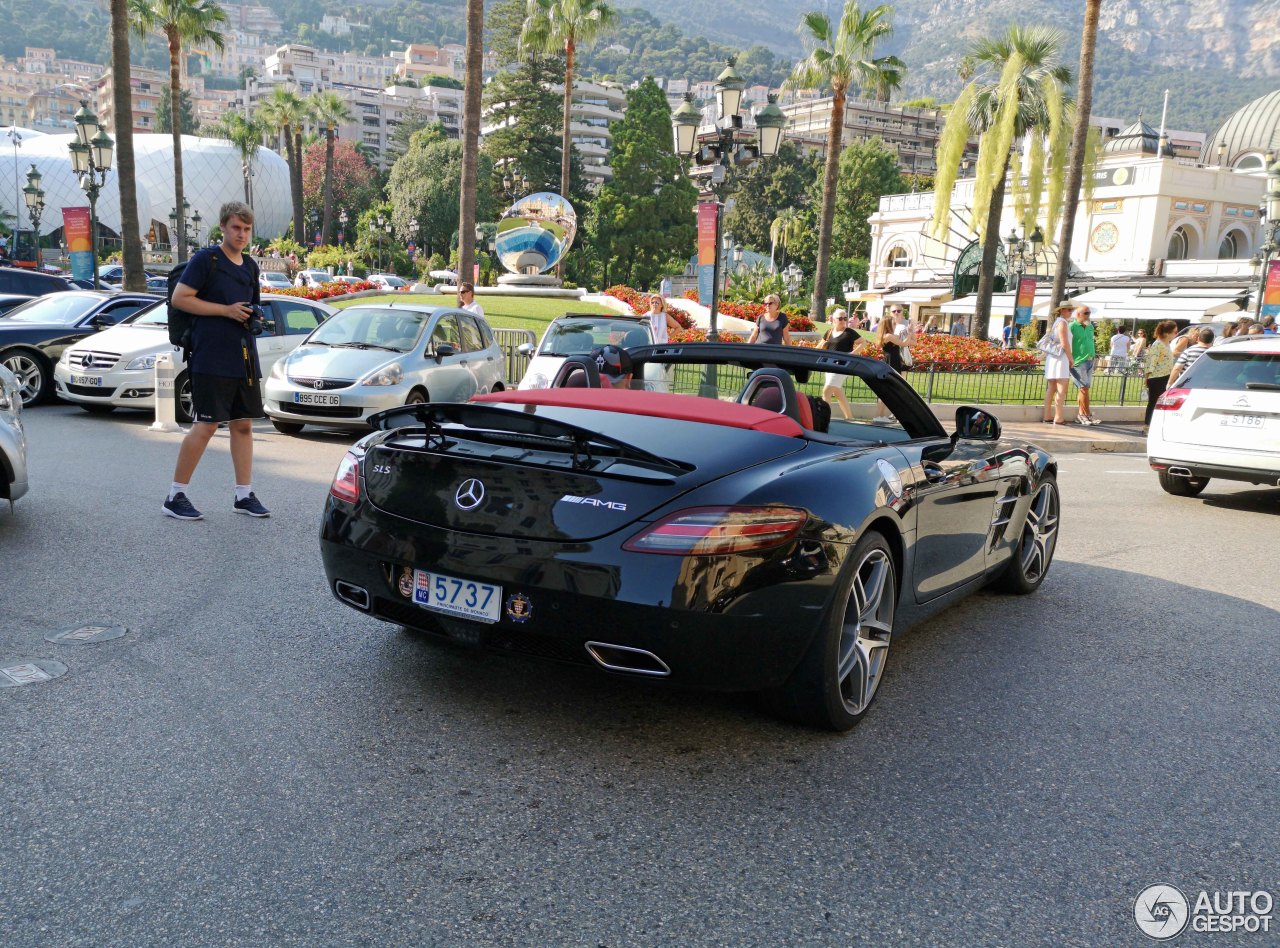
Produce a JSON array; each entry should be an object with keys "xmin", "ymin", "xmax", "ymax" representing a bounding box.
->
[{"xmin": 247, "ymin": 304, "xmax": 266, "ymax": 336}]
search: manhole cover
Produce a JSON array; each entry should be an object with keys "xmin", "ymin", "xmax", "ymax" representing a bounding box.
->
[
  {"xmin": 45, "ymin": 623, "xmax": 128, "ymax": 646},
  {"xmin": 0, "ymin": 659, "xmax": 69, "ymax": 687}
]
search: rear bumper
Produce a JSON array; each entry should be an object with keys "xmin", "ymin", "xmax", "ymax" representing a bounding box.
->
[
  {"xmin": 1149, "ymin": 456, "xmax": 1280, "ymax": 486},
  {"xmin": 319, "ymin": 498, "xmax": 843, "ymax": 692}
]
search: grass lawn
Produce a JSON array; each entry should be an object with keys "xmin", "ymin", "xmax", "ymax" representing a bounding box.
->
[{"xmin": 331, "ymin": 292, "xmax": 614, "ymax": 335}]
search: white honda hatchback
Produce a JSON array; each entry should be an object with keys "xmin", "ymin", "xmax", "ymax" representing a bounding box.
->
[{"xmin": 1147, "ymin": 336, "xmax": 1280, "ymax": 495}]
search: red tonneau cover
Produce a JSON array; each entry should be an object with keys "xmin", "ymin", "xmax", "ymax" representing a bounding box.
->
[{"xmin": 471, "ymin": 388, "xmax": 805, "ymax": 437}]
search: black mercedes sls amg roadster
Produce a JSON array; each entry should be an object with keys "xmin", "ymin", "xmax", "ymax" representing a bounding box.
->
[{"xmin": 320, "ymin": 343, "xmax": 1059, "ymax": 730}]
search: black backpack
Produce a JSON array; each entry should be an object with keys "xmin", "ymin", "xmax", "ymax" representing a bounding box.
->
[{"xmin": 166, "ymin": 251, "xmax": 260, "ymax": 352}]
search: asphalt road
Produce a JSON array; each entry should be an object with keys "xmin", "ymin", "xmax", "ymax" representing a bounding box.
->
[{"xmin": 2, "ymin": 405, "xmax": 1277, "ymax": 946}]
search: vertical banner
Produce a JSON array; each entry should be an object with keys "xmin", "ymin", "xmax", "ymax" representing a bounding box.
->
[
  {"xmin": 696, "ymin": 201, "xmax": 718, "ymax": 306},
  {"xmin": 1014, "ymin": 276, "xmax": 1037, "ymax": 325},
  {"xmin": 473, "ymin": 263, "xmax": 480, "ymax": 283},
  {"xmin": 1262, "ymin": 259, "xmax": 1280, "ymax": 319},
  {"xmin": 63, "ymin": 207, "xmax": 94, "ymax": 283}
]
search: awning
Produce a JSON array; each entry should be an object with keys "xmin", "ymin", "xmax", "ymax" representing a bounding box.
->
[
  {"xmin": 940, "ymin": 291, "xmax": 1054, "ymax": 317},
  {"xmin": 881, "ymin": 287, "xmax": 952, "ymax": 304},
  {"xmin": 1068, "ymin": 287, "xmax": 1246, "ymax": 322}
]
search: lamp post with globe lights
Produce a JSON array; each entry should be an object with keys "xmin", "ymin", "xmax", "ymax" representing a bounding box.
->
[
  {"xmin": 1006, "ymin": 224, "xmax": 1047, "ymax": 334},
  {"xmin": 671, "ymin": 59, "xmax": 786, "ymax": 341},
  {"xmin": 1248, "ymin": 156, "xmax": 1280, "ymax": 321},
  {"xmin": 338, "ymin": 208, "xmax": 348, "ymax": 246},
  {"xmin": 22, "ymin": 164, "xmax": 45, "ymax": 270},
  {"xmin": 68, "ymin": 100, "xmax": 114, "ymax": 289}
]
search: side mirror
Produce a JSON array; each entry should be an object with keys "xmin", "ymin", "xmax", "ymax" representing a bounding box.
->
[
  {"xmin": 954, "ymin": 406, "xmax": 1001, "ymax": 442},
  {"xmin": 517, "ymin": 342, "xmax": 534, "ymax": 357},
  {"xmin": 433, "ymin": 342, "xmax": 457, "ymax": 363},
  {"xmin": 90, "ymin": 314, "xmax": 112, "ymax": 329}
]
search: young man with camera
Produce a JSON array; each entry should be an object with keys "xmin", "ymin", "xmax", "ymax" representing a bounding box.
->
[{"xmin": 163, "ymin": 201, "xmax": 270, "ymax": 520}]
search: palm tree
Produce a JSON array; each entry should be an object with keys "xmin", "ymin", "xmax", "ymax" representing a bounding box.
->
[
  {"xmin": 458, "ymin": 0, "xmax": 485, "ymax": 289},
  {"xmin": 788, "ymin": 1, "xmax": 899, "ymax": 321},
  {"xmin": 308, "ymin": 91, "xmax": 352, "ymax": 245},
  {"xmin": 1049, "ymin": 0, "xmax": 1101, "ymax": 315},
  {"xmin": 110, "ymin": 0, "xmax": 145, "ymax": 290},
  {"xmin": 128, "ymin": 0, "xmax": 227, "ymax": 264},
  {"xmin": 770, "ymin": 209, "xmax": 805, "ymax": 272},
  {"xmin": 868, "ymin": 54, "xmax": 907, "ymax": 103},
  {"xmin": 928, "ymin": 25, "xmax": 1071, "ymax": 342},
  {"xmin": 204, "ymin": 113, "xmax": 266, "ymax": 208},
  {"xmin": 256, "ymin": 86, "xmax": 307, "ymax": 242},
  {"xmin": 520, "ymin": 0, "xmax": 617, "ymax": 204}
]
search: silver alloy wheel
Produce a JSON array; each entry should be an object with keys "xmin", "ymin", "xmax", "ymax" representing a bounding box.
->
[
  {"xmin": 838, "ymin": 548, "xmax": 895, "ymax": 716},
  {"xmin": 1019, "ymin": 482, "xmax": 1060, "ymax": 582},
  {"xmin": 2, "ymin": 353, "xmax": 43, "ymax": 405},
  {"xmin": 177, "ymin": 376, "xmax": 193, "ymax": 422}
]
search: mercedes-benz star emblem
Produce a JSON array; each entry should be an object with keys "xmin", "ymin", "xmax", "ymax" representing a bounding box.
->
[
  {"xmin": 455, "ymin": 478, "xmax": 485, "ymax": 510},
  {"xmin": 313, "ymin": 379, "xmax": 324, "ymax": 391}
]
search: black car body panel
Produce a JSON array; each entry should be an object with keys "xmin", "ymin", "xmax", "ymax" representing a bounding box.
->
[
  {"xmin": 321, "ymin": 343, "xmax": 1055, "ymax": 694},
  {"xmin": 0, "ymin": 267, "xmax": 74, "ymax": 295}
]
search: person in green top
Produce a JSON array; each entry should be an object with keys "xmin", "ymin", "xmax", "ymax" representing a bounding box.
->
[{"xmin": 1068, "ymin": 306, "xmax": 1100, "ymax": 426}]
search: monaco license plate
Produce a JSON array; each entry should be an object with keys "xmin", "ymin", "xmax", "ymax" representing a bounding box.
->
[
  {"xmin": 294, "ymin": 391, "xmax": 340, "ymax": 406},
  {"xmin": 412, "ymin": 570, "xmax": 502, "ymax": 624},
  {"xmin": 71, "ymin": 374, "xmax": 103, "ymax": 386},
  {"xmin": 1219, "ymin": 413, "xmax": 1265, "ymax": 429}
]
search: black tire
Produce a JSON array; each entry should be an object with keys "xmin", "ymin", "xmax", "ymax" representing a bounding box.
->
[
  {"xmin": 271, "ymin": 418, "xmax": 305, "ymax": 434},
  {"xmin": 405, "ymin": 388, "xmax": 427, "ymax": 405},
  {"xmin": 992, "ymin": 475, "xmax": 1060, "ymax": 595},
  {"xmin": 1158, "ymin": 470, "xmax": 1209, "ymax": 496},
  {"xmin": 175, "ymin": 371, "xmax": 193, "ymax": 424},
  {"xmin": 1, "ymin": 348, "xmax": 51, "ymax": 406},
  {"xmin": 767, "ymin": 531, "xmax": 897, "ymax": 731},
  {"xmin": 79, "ymin": 404, "xmax": 117, "ymax": 415}
]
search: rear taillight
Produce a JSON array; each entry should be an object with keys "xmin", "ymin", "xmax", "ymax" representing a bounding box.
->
[
  {"xmin": 1155, "ymin": 387, "xmax": 1190, "ymax": 411},
  {"xmin": 623, "ymin": 506, "xmax": 807, "ymax": 556},
  {"xmin": 330, "ymin": 451, "xmax": 361, "ymax": 503}
]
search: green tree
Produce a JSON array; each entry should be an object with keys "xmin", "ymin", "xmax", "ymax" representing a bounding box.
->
[
  {"xmin": 255, "ymin": 86, "xmax": 307, "ymax": 243},
  {"xmin": 387, "ymin": 126, "xmax": 495, "ymax": 260},
  {"xmin": 587, "ymin": 78, "xmax": 697, "ymax": 289},
  {"xmin": 520, "ymin": 0, "xmax": 617, "ymax": 210},
  {"xmin": 770, "ymin": 208, "xmax": 806, "ymax": 271},
  {"xmin": 154, "ymin": 84, "xmax": 199, "ymax": 134},
  {"xmin": 128, "ymin": 0, "xmax": 227, "ymax": 263},
  {"xmin": 928, "ymin": 25, "xmax": 1071, "ymax": 341},
  {"xmin": 202, "ymin": 112, "xmax": 266, "ymax": 207},
  {"xmin": 481, "ymin": 57, "xmax": 583, "ymax": 199},
  {"xmin": 788, "ymin": 1, "xmax": 901, "ymax": 321},
  {"xmin": 308, "ymin": 90, "xmax": 353, "ymax": 244},
  {"xmin": 722, "ymin": 141, "xmax": 819, "ymax": 257},
  {"xmin": 832, "ymin": 137, "xmax": 903, "ymax": 259}
]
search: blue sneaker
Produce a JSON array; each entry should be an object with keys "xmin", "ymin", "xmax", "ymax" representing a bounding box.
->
[
  {"xmin": 233, "ymin": 492, "xmax": 271, "ymax": 518},
  {"xmin": 163, "ymin": 492, "xmax": 203, "ymax": 520}
]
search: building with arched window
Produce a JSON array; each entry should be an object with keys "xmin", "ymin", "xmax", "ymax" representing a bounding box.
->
[{"xmin": 863, "ymin": 90, "xmax": 1279, "ymax": 337}]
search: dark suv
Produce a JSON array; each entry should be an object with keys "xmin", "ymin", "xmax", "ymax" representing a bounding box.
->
[{"xmin": 0, "ymin": 267, "xmax": 74, "ymax": 296}]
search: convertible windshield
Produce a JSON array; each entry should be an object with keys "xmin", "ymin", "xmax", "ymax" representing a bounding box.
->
[
  {"xmin": 308, "ymin": 306, "xmax": 430, "ymax": 351},
  {"xmin": 540, "ymin": 318, "xmax": 652, "ymax": 356},
  {"xmin": 1, "ymin": 294, "xmax": 97, "ymax": 325}
]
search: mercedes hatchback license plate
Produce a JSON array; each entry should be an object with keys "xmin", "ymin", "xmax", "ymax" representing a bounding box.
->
[
  {"xmin": 71, "ymin": 374, "xmax": 103, "ymax": 386},
  {"xmin": 412, "ymin": 570, "xmax": 502, "ymax": 624},
  {"xmin": 1220, "ymin": 413, "xmax": 1264, "ymax": 428},
  {"xmin": 294, "ymin": 391, "xmax": 340, "ymax": 406}
]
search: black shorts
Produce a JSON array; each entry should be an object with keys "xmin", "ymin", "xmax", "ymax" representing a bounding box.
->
[{"xmin": 191, "ymin": 372, "xmax": 264, "ymax": 423}]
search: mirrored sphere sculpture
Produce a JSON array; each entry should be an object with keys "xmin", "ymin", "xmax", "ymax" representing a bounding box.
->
[{"xmin": 495, "ymin": 192, "xmax": 577, "ymax": 275}]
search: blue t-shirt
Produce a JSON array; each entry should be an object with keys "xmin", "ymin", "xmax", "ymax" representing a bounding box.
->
[{"xmin": 180, "ymin": 248, "xmax": 261, "ymax": 379}]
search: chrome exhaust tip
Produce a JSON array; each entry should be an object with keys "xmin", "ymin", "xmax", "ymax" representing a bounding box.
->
[
  {"xmin": 334, "ymin": 580, "xmax": 370, "ymax": 611},
  {"xmin": 585, "ymin": 641, "xmax": 671, "ymax": 678},
  {"xmin": 1167, "ymin": 466, "xmax": 1194, "ymax": 477}
]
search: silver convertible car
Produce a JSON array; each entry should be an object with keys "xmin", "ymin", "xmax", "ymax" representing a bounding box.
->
[{"xmin": 264, "ymin": 302, "xmax": 506, "ymax": 434}]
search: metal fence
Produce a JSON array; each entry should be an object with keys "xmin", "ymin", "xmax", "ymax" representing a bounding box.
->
[{"xmin": 493, "ymin": 328, "xmax": 537, "ymax": 386}]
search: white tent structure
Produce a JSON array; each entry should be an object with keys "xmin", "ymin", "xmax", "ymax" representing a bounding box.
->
[{"xmin": 2, "ymin": 129, "xmax": 291, "ymax": 242}]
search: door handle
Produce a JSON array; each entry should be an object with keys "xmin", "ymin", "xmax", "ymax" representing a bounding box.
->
[{"xmin": 922, "ymin": 462, "xmax": 947, "ymax": 483}]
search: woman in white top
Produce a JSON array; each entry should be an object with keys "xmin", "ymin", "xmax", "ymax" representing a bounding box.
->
[
  {"xmin": 645, "ymin": 294, "xmax": 683, "ymax": 344},
  {"xmin": 1041, "ymin": 309, "xmax": 1073, "ymax": 424},
  {"xmin": 1109, "ymin": 326, "xmax": 1131, "ymax": 370}
]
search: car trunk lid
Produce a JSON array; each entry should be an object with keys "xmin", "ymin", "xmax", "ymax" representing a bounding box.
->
[{"xmin": 360, "ymin": 400, "xmax": 808, "ymax": 541}]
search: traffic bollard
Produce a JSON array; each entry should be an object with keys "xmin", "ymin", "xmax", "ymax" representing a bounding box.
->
[{"xmin": 150, "ymin": 352, "xmax": 185, "ymax": 432}]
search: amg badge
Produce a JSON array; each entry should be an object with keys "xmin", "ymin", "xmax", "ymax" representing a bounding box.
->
[{"xmin": 560, "ymin": 494, "xmax": 627, "ymax": 511}]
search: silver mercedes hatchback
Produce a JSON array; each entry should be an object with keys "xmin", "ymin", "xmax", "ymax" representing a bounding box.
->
[{"xmin": 0, "ymin": 364, "xmax": 29, "ymax": 509}]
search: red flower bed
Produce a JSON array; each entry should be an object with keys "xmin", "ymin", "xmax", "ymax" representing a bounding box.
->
[
  {"xmin": 273, "ymin": 280, "xmax": 377, "ymax": 301},
  {"xmin": 906, "ymin": 335, "xmax": 1039, "ymax": 367},
  {"xmin": 604, "ymin": 285, "xmax": 692, "ymax": 328}
]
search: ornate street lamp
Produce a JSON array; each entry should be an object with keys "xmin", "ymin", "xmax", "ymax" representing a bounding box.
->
[
  {"xmin": 68, "ymin": 101, "xmax": 113, "ymax": 289},
  {"xmin": 671, "ymin": 59, "xmax": 788, "ymax": 341},
  {"xmin": 1005, "ymin": 225, "xmax": 1046, "ymax": 330},
  {"xmin": 338, "ymin": 208, "xmax": 349, "ymax": 246},
  {"xmin": 22, "ymin": 164, "xmax": 45, "ymax": 269},
  {"xmin": 1251, "ymin": 157, "xmax": 1280, "ymax": 320},
  {"xmin": 784, "ymin": 263, "xmax": 803, "ymax": 303}
]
